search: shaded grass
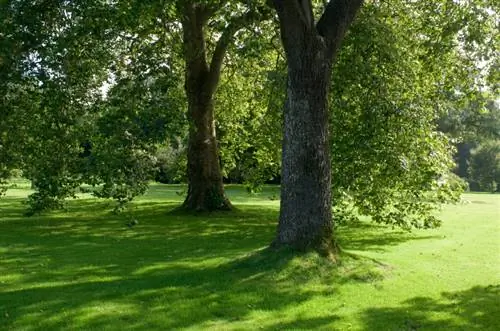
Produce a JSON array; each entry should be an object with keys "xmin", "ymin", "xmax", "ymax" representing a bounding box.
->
[{"xmin": 0, "ymin": 184, "xmax": 499, "ymax": 330}]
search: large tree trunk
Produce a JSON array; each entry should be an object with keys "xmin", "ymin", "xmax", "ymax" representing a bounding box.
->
[
  {"xmin": 273, "ymin": 35, "xmax": 334, "ymax": 254},
  {"xmin": 183, "ymin": 91, "xmax": 231, "ymax": 211},
  {"xmin": 180, "ymin": 4, "xmax": 231, "ymax": 211},
  {"xmin": 272, "ymin": 0, "xmax": 364, "ymax": 254}
]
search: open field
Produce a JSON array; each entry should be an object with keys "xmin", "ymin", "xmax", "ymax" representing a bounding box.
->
[{"xmin": 0, "ymin": 184, "xmax": 499, "ymax": 330}]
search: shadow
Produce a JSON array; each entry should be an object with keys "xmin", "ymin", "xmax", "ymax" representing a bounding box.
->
[
  {"xmin": 0, "ymin": 246, "xmax": 337, "ymax": 330},
  {"xmin": 0, "ymin": 197, "xmax": 28, "ymax": 219},
  {"xmin": 0, "ymin": 185, "xmax": 462, "ymax": 330},
  {"xmin": 0, "ymin": 195, "xmax": 342, "ymax": 330},
  {"xmin": 361, "ymin": 285, "xmax": 500, "ymax": 330},
  {"xmin": 263, "ymin": 315, "xmax": 340, "ymax": 330},
  {"xmin": 337, "ymin": 222, "xmax": 441, "ymax": 252}
]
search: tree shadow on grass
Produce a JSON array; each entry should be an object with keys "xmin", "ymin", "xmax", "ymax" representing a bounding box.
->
[
  {"xmin": 338, "ymin": 222, "xmax": 442, "ymax": 252},
  {"xmin": 0, "ymin": 197, "xmax": 339, "ymax": 330},
  {"xmin": 0, "ymin": 197, "xmax": 29, "ymax": 219},
  {"xmin": 262, "ymin": 315, "xmax": 340, "ymax": 330},
  {"xmin": 0, "ymin": 195, "xmax": 453, "ymax": 330},
  {"xmin": 0, "ymin": 247, "xmax": 339, "ymax": 330},
  {"xmin": 361, "ymin": 285, "xmax": 500, "ymax": 330}
]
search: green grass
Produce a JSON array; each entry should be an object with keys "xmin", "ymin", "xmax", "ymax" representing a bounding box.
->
[{"xmin": 0, "ymin": 184, "xmax": 499, "ymax": 330}]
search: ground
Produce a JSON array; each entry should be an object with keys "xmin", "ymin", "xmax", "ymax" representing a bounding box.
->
[{"xmin": 0, "ymin": 181, "xmax": 499, "ymax": 330}]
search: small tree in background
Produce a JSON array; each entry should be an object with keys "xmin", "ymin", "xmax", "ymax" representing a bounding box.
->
[{"xmin": 470, "ymin": 141, "xmax": 500, "ymax": 192}]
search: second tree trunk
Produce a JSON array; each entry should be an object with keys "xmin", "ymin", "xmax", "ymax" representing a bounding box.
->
[
  {"xmin": 273, "ymin": 35, "xmax": 335, "ymax": 254},
  {"xmin": 182, "ymin": 94, "xmax": 231, "ymax": 211}
]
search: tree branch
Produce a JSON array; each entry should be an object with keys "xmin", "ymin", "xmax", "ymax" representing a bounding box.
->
[
  {"xmin": 316, "ymin": 0, "xmax": 364, "ymax": 57},
  {"xmin": 273, "ymin": 0, "xmax": 314, "ymax": 29},
  {"xmin": 298, "ymin": 0, "xmax": 314, "ymax": 28},
  {"xmin": 180, "ymin": 3, "xmax": 211, "ymax": 100},
  {"xmin": 272, "ymin": 0, "xmax": 318, "ymax": 62},
  {"xmin": 206, "ymin": 7, "xmax": 270, "ymax": 96}
]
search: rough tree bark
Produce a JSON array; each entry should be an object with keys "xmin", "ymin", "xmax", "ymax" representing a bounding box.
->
[
  {"xmin": 179, "ymin": 3, "xmax": 265, "ymax": 211},
  {"xmin": 272, "ymin": 0, "xmax": 364, "ymax": 254},
  {"xmin": 180, "ymin": 4, "xmax": 231, "ymax": 211}
]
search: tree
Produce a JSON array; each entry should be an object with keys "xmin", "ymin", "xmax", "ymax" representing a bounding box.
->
[
  {"xmin": 177, "ymin": 1, "xmax": 270, "ymax": 211},
  {"xmin": 328, "ymin": 0, "xmax": 482, "ymax": 229},
  {"xmin": 270, "ymin": 0, "xmax": 497, "ymax": 253},
  {"xmin": 470, "ymin": 140, "xmax": 500, "ymax": 192},
  {"xmin": 2, "ymin": 0, "xmax": 494, "ymax": 224},
  {"xmin": 271, "ymin": 0, "xmax": 364, "ymax": 254},
  {"xmin": 0, "ymin": 0, "xmax": 271, "ymax": 213},
  {"xmin": 439, "ymin": 97, "xmax": 500, "ymax": 189},
  {"xmin": 0, "ymin": 0, "xmax": 116, "ymax": 210}
]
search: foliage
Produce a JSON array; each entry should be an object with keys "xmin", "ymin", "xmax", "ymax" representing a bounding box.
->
[
  {"xmin": 1, "ymin": 0, "xmax": 116, "ymax": 211},
  {"xmin": 1, "ymin": 0, "xmax": 496, "ymax": 222},
  {"xmin": 438, "ymin": 96, "xmax": 500, "ymax": 143},
  {"xmin": 82, "ymin": 46, "xmax": 187, "ymax": 211},
  {"xmin": 469, "ymin": 140, "xmax": 500, "ymax": 192},
  {"xmin": 154, "ymin": 140, "xmax": 187, "ymax": 184},
  {"xmin": 440, "ymin": 98, "xmax": 499, "ymax": 190},
  {"xmin": 1, "ymin": 0, "xmax": 273, "ymax": 211},
  {"xmin": 216, "ymin": 23, "xmax": 284, "ymax": 191},
  {"xmin": 0, "ymin": 0, "xmax": 187, "ymax": 212},
  {"xmin": 328, "ymin": 0, "xmax": 495, "ymax": 229}
]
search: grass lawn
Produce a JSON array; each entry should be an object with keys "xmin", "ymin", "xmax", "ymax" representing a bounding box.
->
[{"xmin": 0, "ymin": 183, "xmax": 499, "ymax": 330}]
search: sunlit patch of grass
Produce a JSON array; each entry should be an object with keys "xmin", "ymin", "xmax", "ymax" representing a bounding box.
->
[{"xmin": 0, "ymin": 184, "xmax": 499, "ymax": 330}]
